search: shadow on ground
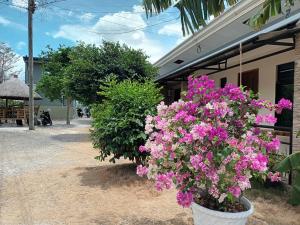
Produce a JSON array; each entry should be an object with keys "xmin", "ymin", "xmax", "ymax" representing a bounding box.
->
[
  {"xmin": 76, "ymin": 163, "xmax": 146, "ymax": 189},
  {"xmin": 50, "ymin": 124, "xmax": 76, "ymax": 128},
  {"xmin": 91, "ymin": 214, "xmax": 192, "ymax": 225},
  {"xmin": 51, "ymin": 133, "xmax": 91, "ymax": 142},
  {"xmin": 75, "ymin": 119, "xmax": 91, "ymax": 125}
]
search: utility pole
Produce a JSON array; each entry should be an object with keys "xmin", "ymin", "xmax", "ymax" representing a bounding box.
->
[{"xmin": 28, "ymin": 0, "xmax": 35, "ymax": 130}]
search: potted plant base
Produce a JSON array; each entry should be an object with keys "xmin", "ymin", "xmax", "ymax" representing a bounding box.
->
[{"xmin": 191, "ymin": 197, "xmax": 253, "ymax": 225}]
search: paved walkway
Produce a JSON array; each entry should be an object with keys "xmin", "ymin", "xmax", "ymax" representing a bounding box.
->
[
  {"xmin": 0, "ymin": 119, "xmax": 191, "ymax": 225},
  {"xmin": 0, "ymin": 119, "xmax": 92, "ymax": 178}
]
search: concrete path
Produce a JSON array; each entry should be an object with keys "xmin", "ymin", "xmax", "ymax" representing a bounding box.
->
[{"xmin": 0, "ymin": 119, "xmax": 192, "ymax": 225}]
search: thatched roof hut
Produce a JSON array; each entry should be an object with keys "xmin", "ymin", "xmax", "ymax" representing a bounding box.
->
[{"xmin": 0, "ymin": 77, "xmax": 42, "ymax": 100}]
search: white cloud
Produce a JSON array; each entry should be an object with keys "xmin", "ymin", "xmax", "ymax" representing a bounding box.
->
[
  {"xmin": 0, "ymin": 16, "xmax": 26, "ymax": 31},
  {"xmin": 175, "ymin": 36, "xmax": 188, "ymax": 45},
  {"xmin": 12, "ymin": 0, "xmax": 27, "ymax": 8},
  {"xmin": 11, "ymin": 0, "xmax": 27, "ymax": 11},
  {"xmin": 158, "ymin": 22, "xmax": 182, "ymax": 36},
  {"xmin": 132, "ymin": 5, "xmax": 145, "ymax": 13},
  {"xmin": 0, "ymin": 16, "xmax": 11, "ymax": 26},
  {"xmin": 17, "ymin": 41, "xmax": 26, "ymax": 50},
  {"xmin": 53, "ymin": 24, "xmax": 99, "ymax": 44},
  {"xmin": 79, "ymin": 13, "xmax": 96, "ymax": 23},
  {"xmin": 53, "ymin": 7, "xmax": 167, "ymax": 63}
]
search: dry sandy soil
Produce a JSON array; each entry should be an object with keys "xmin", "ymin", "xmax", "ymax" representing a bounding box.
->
[{"xmin": 0, "ymin": 119, "xmax": 299, "ymax": 225}]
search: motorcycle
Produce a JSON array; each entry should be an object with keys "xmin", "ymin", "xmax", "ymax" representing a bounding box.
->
[
  {"xmin": 85, "ymin": 108, "xmax": 91, "ymax": 118},
  {"xmin": 40, "ymin": 110, "xmax": 52, "ymax": 126},
  {"xmin": 77, "ymin": 108, "xmax": 84, "ymax": 118}
]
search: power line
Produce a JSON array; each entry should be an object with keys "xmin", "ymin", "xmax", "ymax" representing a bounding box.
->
[
  {"xmin": 38, "ymin": 0, "xmax": 67, "ymax": 8},
  {"xmin": 88, "ymin": 16, "xmax": 179, "ymax": 35},
  {"xmin": 47, "ymin": 4, "xmax": 180, "ymax": 34},
  {"xmin": 51, "ymin": 5, "xmax": 178, "ymax": 15},
  {"xmin": 48, "ymin": 5, "xmax": 149, "ymax": 28}
]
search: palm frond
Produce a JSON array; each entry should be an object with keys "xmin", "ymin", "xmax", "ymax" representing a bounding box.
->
[
  {"xmin": 143, "ymin": 0, "xmax": 296, "ymax": 36},
  {"xmin": 143, "ymin": 0, "xmax": 238, "ymax": 35},
  {"xmin": 143, "ymin": 0, "xmax": 173, "ymax": 18},
  {"xmin": 247, "ymin": 0, "xmax": 296, "ymax": 29}
]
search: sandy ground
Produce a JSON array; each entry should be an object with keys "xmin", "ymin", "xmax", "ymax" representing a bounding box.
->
[{"xmin": 0, "ymin": 119, "xmax": 299, "ymax": 225}]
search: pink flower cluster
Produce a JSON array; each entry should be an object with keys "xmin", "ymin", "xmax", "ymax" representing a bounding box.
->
[
  {"xmin": 137, "ymin": 75, "xmax": 292, "ymax": 208},
  {"xmin": 136, "ymin": 165, "xmax": 148, "ymax": 176},
  {"xmin": 255, "ymin": 114, "xmax": 277, "ymax": 125}
]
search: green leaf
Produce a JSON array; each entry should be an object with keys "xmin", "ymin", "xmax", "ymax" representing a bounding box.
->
[
  {"xmin": 276, "ymin": 152, "xmax": 300, "ymax": 205},
  {"xmin": 142, "ymin": 0, "xmax": 294, "ymax": 35}
]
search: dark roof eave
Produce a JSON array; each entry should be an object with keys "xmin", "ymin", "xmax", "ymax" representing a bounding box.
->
[
  {"xmin": 23, "ymin": 56, "xmax": 43, "ymax": 64},
  {"xmin": 156, "ymin": 14, "xmax": 300, "ymax": 82}
]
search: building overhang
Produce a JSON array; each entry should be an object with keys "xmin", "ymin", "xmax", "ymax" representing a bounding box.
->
[
  {"xmin": 23, "ymin": 56, "xmax": 43, "ymax": 64},
  {"xmin": 155, "ymin": 1, "xmax": 300, "ymax": 82}
]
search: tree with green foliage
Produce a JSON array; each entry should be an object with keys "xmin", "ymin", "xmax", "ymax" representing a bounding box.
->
[
  {"xmin": 91, "ymin": 77, "xmax": 163, "ymax": 163},
  {"xmin": 36, "ymin": 46, "xmax": 73, "ymax": 125},
  {"xmin": 66, "ymin": 41, "xmax": 157, "ymax": 105},
  {"xmin": 143, "ymin": 0, "xmax": 297, "ymax": 35}
]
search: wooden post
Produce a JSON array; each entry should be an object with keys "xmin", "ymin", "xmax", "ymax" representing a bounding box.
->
[
  {"xmin": 66, "ymin": 97, "xmax": 72, "ymax": 125},
  {"xmin": 292, "ymin": 33, "xmax": 300, "ymax": 153},
  {"xmin": 28, "ymin": 0, "xmax": 35, "ymax": 130},
  {"xmin": 239, "ymin": 42, "xmax": 243, "ymax": 85}
]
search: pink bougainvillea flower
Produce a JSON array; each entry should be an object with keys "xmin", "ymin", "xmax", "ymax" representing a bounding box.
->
[
  {"xmin": 251, "ymin": 153, "xmax": 268, "ymax": 172},
  {"xmin": 228, "ymin": 186, "xmax": 241, "ymax": 198},
  {"xmin": 136, "ymin": 165, "xmax": 148, "ymax": 177},
  {"xmin": 137, "ymin": 75, "xmax": 292, "ymax": 209},
  {"xmin": 255, "ymin": 114, "xmax": 277, "ymax": 125},
  {"xmin": 268, "ymin": 171, "xmax": 282, "ymax": 182},
  {"xmin": 266, "ymin": 137, "xmax": 280, "ymax": 152},
  {"xmin": 155, "ymin": 172, "xmax": 174, "ymax": 191},
  {"xmin": 190, "ymin": 154, "xmax": 203, "ymax": 170},
  {"xmin": 176, "ymin": 191, "xmax": 193, "ymax": 208},
  {"xmin": 209, "ymin": 185, "xmax": 220, "ymax": 198},
  {"xmin": 276, "ymin": 98, "xmax": 292, "ymax": 113},
  {"xmin": 139, "ymin": 145, "xmax": 148, "ymax": 153}
]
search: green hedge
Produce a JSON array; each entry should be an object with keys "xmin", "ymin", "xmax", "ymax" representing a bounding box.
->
[{"xmin": 91, "ymin": 78, "xmax": 162, "ymax": 163}]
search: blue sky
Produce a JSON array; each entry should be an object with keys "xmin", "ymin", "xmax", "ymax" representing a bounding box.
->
[{"xmin": 0, "ymin": 0, "xmax": 187, "ymax": 80}]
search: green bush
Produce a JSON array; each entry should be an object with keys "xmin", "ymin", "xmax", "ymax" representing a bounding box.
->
[
  {"xmin": 91, "ymin": 78, "xmax": 163, "ymax": 163},
  {"xmin": 276, "ymin": 152, "xmax": 300, "ymax": 206}
]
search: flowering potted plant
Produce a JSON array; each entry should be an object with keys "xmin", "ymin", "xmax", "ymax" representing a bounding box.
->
[{"xmin": 137, "ymin": 75, "xmax": 292, "ymax": 225}]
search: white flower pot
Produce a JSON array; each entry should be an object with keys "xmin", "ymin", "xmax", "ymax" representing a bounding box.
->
[{"xmin": 191, "ymin": 197, "xmax": 254, "ymax": 225}]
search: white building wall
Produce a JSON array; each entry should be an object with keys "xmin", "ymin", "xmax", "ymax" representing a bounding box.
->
[
  {"xmin": 192, "ymin": 50, "xmax": 296, "ymax": 154},
  {"xmin": 197, "ymin": 50, "xmax": 295, "ymax": 104}
]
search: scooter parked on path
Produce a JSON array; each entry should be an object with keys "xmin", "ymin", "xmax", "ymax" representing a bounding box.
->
[{"xmin": 40, "ymin": 110, "xmax": 52, "ymax": 126}]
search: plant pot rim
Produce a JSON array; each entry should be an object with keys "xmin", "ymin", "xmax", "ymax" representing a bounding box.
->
[{"xmin": 191, "ymin": 196, "xmax": 254, "ymax": 219}]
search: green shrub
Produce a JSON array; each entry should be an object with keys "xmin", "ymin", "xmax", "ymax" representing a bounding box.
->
[
  {"xmin": 276, "ymin": 152, "xmax": 300, "ymax": 206},
  {"xmin": 91, "ymin": 78, "xmax": 163, "ymax": 163}
]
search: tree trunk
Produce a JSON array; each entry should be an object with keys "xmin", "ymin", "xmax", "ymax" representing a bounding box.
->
[{"xmin": 66, "ymin": 97, "xmax": 72, "ymax": 125}]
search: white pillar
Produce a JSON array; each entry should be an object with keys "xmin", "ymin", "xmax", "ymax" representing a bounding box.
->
[{"xmin": 292, "ymin": 34, "xmax": 300, "ymax": 153}]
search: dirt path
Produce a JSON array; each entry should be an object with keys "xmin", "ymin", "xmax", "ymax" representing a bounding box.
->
[
  {"xmin": 0, "ymin": 119, "xmax": 299, "ymax": 225},
  {"xmin": 0, "ymin": 119, "xmax": 191, "ymax": 225}
]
